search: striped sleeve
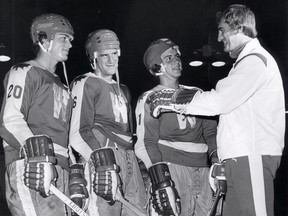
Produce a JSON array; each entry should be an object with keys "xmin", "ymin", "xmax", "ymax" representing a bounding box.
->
[
  {"xmin": 135, "ymin": 91, "xmax": 162, "ymax": 168},
  {"xmin": 69, "ymin": 75, "xmax": 100, "ymax": 161},
  {"xmin": 0, "ymin": 64, "xmax": 34, "ymax": 149}
]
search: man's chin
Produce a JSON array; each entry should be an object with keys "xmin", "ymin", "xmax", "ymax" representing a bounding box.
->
[
  {"xmin": 223, "ymin": 47, "xmax": 230, "ymax": 53},
  {"xmin": 59, "ymin": 55, "xmax": 68, "ymax": 62},
  {"xmin": 106, "ymin": 68, "xmax": 117, "ymax": 74}
]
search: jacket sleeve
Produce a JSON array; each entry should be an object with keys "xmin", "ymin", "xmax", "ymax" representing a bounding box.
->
[
  {"xmin": 0, "ymin": 64, "xmax": 34, "ymax": 150},
  {"xmin": 135, "ymin": 92, "xmax": 163, "ymax": 168},
  {"xmin": 185, "ymin": 55, "xmax": 267, "ymax": 116}
]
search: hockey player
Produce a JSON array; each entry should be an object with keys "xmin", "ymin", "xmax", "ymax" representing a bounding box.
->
[
  {"xmin": 135, "ymin": 38, "xmax": 218, "ymax": 215},
  {"xmin": 69, "ymin": 29, "xmax": 147, "ymax": 216},
  {"xmin": 0, "ymin": 13, "xmax": 83, "ymax": 216},
  {"xmin": 148, "ymin": 4, "xmax": 285, "ymax": 216}
]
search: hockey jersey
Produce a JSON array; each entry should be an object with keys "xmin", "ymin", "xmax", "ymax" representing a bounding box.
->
[
  {"xmin": 0, "ymin": 60, "xmax": 73, "ymax": 170},
  {"xmin": 135, "ymin": 84, "xmax": 217, "ymax": 169},
  {"xmin": 69, "ymin": 72, "xmax": 134, "ymax": 161}
]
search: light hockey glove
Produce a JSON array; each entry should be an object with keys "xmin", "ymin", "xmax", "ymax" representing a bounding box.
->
[
  {"xmin": 148, "ymin": 88, "xmax": 200, "ymax": 118},
  {"xmin": 69, "ymin": 164, "xmax": 89, "ymax": 215},
  {"xmin": 148, "ymin": 163, "xmax": 181, "ymax": 216},
  {"xmin": 90, "ymin": 148, "xmax": 121, "ymax": 205},
  {"xmin": 209, "ymin": 162, "xmax": 226, "ymax": 195},
  {"xmin": 208, "ymin": 163, "xmax": 227, "ymax": 216},
  {"xmin": 23, "ymin": 135, "xmax": 57, "ymax": 197}
]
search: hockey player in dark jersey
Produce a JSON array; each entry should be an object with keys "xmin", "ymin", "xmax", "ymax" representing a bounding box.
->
[
  {"xmin": 69, "ymin": 29, "xmax": 147, "ymax": 216},
  {"xmin": 0, "ymin": 14, "xmax": 78, "ymax": 216},
  {"xmin": 135, "ymin": 38, "xmax": 218, "ymax": 216}
]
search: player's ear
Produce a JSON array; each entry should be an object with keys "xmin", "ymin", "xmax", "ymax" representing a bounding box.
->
[
  {"xmin": 151, "ymin": 64, "xmax": 161, "ymax": 74},
  {"xmin": 160, "ymin": 64, "xmax": 166, "ymax": 73},
  {"xmin": 236, "ymin": 25, "xmax": 243, "ymax": 33},
  {"xmin": 40, "ymin": 39, "xmax": 51, "ymax": 49}
]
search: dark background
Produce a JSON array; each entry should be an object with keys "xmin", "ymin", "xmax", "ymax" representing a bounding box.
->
[{"xmin": 0, "ymin": 0, "xmax": 287, "ymax": 215}]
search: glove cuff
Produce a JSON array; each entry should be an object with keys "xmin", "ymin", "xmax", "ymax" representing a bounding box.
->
[
  {"xmin": 90, "ymin": 148, "xmax": 120, "ymax": 173},
  {"xmin": 148, "ymin": 162, "xmax": 173, "ymax": 188},
  {"xmin": 69, "ymin": 163, "xmax": 86, "ymax": 186},
  {"xmin": 24, "ymin": 135, "xmax": 56, "ymax": 164},
  {"xmin": 90, "ymin": 148, "xmax": 116, "ymax": 165}
]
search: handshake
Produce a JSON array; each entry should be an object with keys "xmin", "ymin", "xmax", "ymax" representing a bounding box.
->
[{"xmin": 147, "ymin": 87, "xmax": 201, "ymax": 118}]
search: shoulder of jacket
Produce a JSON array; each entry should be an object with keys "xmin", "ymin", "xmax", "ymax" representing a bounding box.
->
[{"xmin": 234, "ymin": 53, "xmax": 267, "ymax": 69}]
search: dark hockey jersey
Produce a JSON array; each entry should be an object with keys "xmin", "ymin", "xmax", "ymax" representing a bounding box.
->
[
  {"xmin": 0, "ymin": 60, "xmax": 73, "ymax": 170},
  {"xmin": 135, "ymin": 84, "xmax": 217, "ymax": 168},
  {"xmin": 69, "ymin": 72, "xmax": 133, "ymax": 161}
]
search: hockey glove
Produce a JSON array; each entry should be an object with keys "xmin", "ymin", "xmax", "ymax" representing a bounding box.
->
[
  {"xmin": 148, "ymin": 88, "xmax": 200, "ymax": 118},
  {"xmin": 148, "ymin": 163, "xmax": 181, "ymax": 216},
  {"xmin": 69, "ymin": 164, "xmax": 89, "ymax": 215},
  {"xmin": 209, "ymin": 163, "xmax": 226, "ymax": 195},
  {"xmin": 90, "ymin": 148, "xmax": 121, "ymax": 205},
  {"xmin": 23, "ymin": 135, "xmax": 57, "ymax": 197}
]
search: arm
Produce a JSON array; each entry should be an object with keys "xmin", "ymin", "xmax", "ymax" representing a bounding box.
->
[
  {"xmin": 149, "ymin": 56, "xmax": 267, "ymax": 118},
  {"xmin": 69, "ymin": 76, "xmax": 101, "ymax": 161},
  {"xmin": 135, "ymin": 92, "xmax": 163, "ymax": 168},
  {"xmin": 185, "ymin": 55, "xmax": 267, "ymax": 116},
  {"xmin": 0, "ymin": 64, "xmax": 35, "ymax": 149},
  {"xmin": 137, "ymin": 92, "xmax": 182, "ymax": 215},
  {"xmin": 201, "ymin": 116, "xmax": 218, "ymax": 163}
]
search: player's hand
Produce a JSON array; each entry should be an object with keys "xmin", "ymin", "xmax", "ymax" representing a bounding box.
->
[
  {"xmin": 147, "ymin": 89, "xmax": 175, "ymax": 118},
  {"xmin": 23, "ymin": 135, "xmax": 57, "ymax": 197},
  {"xmin": 90, "ymin": 148, "xmax": 121, "ymax": 205},
  {"xmin": 148, "ymin": 88, "xmax": 201, "ymax": 118},
  {"xmin": 209, "ymin": 163, "xmax": 226, "ymax": 194},
  {"xmin": 24, "ymin": 162, "xmax": 57, "ymax": 197},
  {"xmin": 148, "ymin": 163, "xmax": 181, "ymax": 215},
  {"xmin": 69, "ymin": 164, "xmax": 89, "ymax": 215}
]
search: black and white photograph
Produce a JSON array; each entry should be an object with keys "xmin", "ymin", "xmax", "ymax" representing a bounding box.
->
[{"xmin": 0, "ymin": 0, "xmax": 287, "ymax": 216}]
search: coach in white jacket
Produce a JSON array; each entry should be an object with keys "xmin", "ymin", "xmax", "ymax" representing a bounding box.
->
[{"xmin": 149, "ymin": 4, "xmax": 285, "ymax": 216}]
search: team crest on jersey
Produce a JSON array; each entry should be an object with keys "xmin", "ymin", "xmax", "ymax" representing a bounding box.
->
[
  {"xmin": 176, "ymin": 114, "xmax": 196, "ymax": 129},
  {"xmin": 53, "ymin": 84, "xmax": 71, "ymax": 122},
  {"xmin": 110, "ymin": 92, "xmax": 128, "ymax": 123}
]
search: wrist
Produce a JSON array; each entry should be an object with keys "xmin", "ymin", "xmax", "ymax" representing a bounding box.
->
[{"xmin": 209, "ymin": 150, "xmax": 218, "ymax": 163}]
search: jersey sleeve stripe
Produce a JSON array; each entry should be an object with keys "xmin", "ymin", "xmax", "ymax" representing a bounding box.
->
[{"xmin": 2, "ymin": 66, "xmax": 34, "ymax": 148}]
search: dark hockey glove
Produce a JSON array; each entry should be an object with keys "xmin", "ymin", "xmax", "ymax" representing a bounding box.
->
[
  {"xmin": 148, "ymin": 163, "xmax": 181, "ymax": 216},
  {"xmin": 23, "ymin": 135, "xmax": 57, "ymax": 197},
  {"xmin": 90, "ymin": 148, "xmax": 121, "ymax": 205},
  {"xmin": 69, "ymin": 164, "xmax": 89, "ymax": 215},
  {"xmin": 148, "ymin": 88, "xmax": 200, "ymax": 118}
]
